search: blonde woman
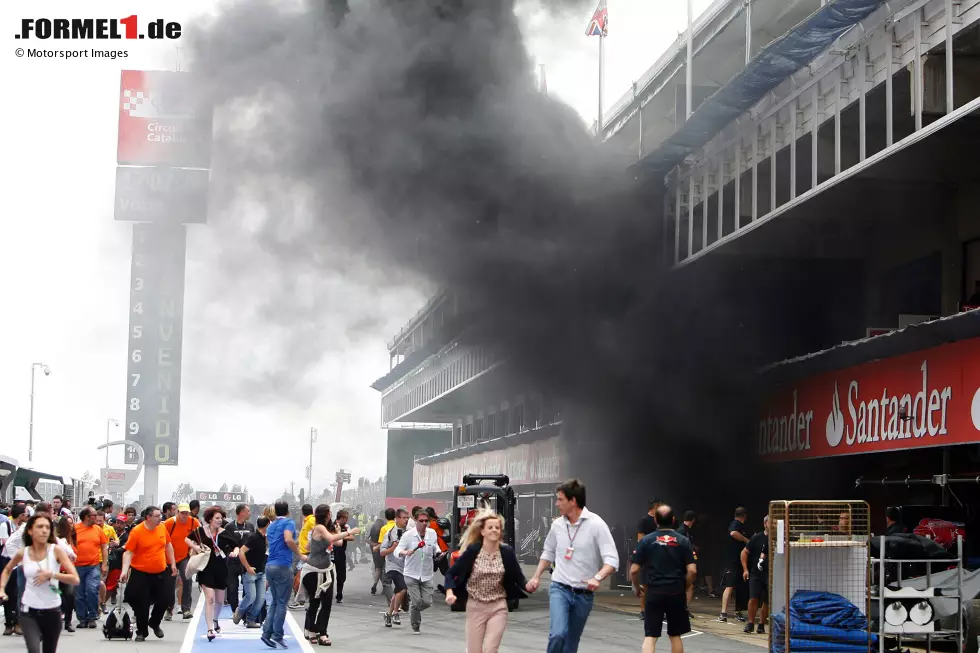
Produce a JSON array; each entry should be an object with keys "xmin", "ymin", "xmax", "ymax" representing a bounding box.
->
[{"xmin": 445, "ymin": 510, "xmax": 528, "ymax": 653}]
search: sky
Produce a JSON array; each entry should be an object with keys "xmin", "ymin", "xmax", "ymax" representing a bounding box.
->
[{"xmin": 0, "ymin": 0, "xmax": 714, "ymax": 505}]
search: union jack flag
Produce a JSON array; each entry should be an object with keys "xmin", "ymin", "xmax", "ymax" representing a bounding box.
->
[{"xmin": 585, "ymin": 0, "xmax": 608, "ymax": 37}]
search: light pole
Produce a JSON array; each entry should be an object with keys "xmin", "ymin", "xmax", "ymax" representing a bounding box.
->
[
  {"xmin": 28, "ymin": 363, "xmax": 51, "ymax": 463},
  {"xmin": 307, "ymin": 427, "xmax": 318, "ymax": 499},
  {"xmin": 105, "ymin": 419, "xmax": 120, "ymax": 468}
]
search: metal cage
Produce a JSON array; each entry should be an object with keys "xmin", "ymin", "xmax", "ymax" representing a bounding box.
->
[{"xmin": 769, "ymin": 500, "xmax": 872, "ymax": 653}]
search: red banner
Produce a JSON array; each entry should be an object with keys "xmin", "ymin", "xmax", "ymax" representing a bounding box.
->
[
  {"xmin": 413, "ymin": 436, "xmax": 563, "ymax": 494},
  {"xmin": 117, "ymin": 70, "xmax": 212, "ymax": 167},
  {"xmin": 759, "ymin": 338, "xmax": 980, "ymax": 461}
]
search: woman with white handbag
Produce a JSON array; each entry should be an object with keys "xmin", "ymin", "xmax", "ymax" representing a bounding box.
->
[
  {"xmin": 301, "ymin": 505, "xmax": 360, "ymax": 647},
  {"xmin": 185, "ymin": 507, "xmax": 239, "ymax": 642}
]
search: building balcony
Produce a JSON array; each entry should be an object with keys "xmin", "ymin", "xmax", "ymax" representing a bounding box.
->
[
  {"xmin": 378, "ymin": 340, "xmax": 502, "ymax": 426},
  {"xmin": 656, "ymin": 0, "xmax": 980, "ymax": 268}
]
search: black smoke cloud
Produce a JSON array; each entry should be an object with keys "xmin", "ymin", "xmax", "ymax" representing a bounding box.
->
[{"xmin": 188, "ymin": 0, "xmax": 801, "ymax": 523}]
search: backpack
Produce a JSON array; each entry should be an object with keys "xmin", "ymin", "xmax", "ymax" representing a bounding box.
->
[{"xmin": 102, "ymin": 586, "xmax": 133, "ymax": 641}]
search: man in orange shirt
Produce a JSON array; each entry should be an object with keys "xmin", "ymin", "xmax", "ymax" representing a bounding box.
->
[
  {"xmin": 122, "ymin": 505, "xmax": 177, "ymax": 642},
  {"xmin": 74, "ymin": 506, "xmax": 109, "ymax": 628},
  {"xmin": 164, "ymin": 504, "xmax": 199, "ymax": 620}
]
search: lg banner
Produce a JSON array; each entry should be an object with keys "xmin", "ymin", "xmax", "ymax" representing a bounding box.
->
[{"xmin": 758, "ymin": 337, "xmax": 980, "ymax": 461}]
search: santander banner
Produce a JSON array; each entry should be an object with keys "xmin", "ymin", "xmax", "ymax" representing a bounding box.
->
[
  {"xmin": 759, "ymin": 338, "xmax": 980, "ymax": 461},
  {"xmin": 413, "ymin": 435, "xmax": 562, "ymax": 494}
]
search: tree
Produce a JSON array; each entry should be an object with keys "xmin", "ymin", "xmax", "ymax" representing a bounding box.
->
[
  {"xmin": 231, "ymin": 484, "xmax": 242, "ymax": 493},
  {"xmin": 173, "ymin": 482, "xmax": 195, "ymax": 503},
  {"xmin": 218, "ymin": 482, "xmax": 229, "ymax": 492}
]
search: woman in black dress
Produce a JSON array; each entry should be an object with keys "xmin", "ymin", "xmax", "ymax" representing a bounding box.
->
[{"xmin": 186, "ymin": 506, "xmax": 238, "ymax": 642}]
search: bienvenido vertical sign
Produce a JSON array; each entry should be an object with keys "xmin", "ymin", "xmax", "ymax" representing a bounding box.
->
[{"xmin": 124, "ymin": 224, "xmax": 186, "ymax": 466}]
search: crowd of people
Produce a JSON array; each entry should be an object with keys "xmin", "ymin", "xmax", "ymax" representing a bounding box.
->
[{"xmin": 0, "ymin": 481, "xmax": 763, "ymax": 653}]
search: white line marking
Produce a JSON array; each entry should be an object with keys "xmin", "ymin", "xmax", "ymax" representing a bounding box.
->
[
  {"xmin": 681, "ymin": 630, "xmax": 703, "ymax": 639},
  {"xmin": 286, "ymin": 610, "xmax": 316, "ymax": 653},
  {"xmin": 178, "ymin": 590, "xmax": 205, "ymax": 653}
]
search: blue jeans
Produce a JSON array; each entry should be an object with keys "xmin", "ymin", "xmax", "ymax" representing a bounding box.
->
[
  {"xmin": 262, "ymin": 565, "xmax": 292, "ymax": 641},
  {"xmin": 75, "ymin": 565, "xmax": 102, "ymax": 621},
  {"xmin": 547, "ymin": 582, "xmax": 594, "ymax": 653},
  {"xmin": 239, "ymin": 571, "xmax": 266, "ymax": 622}
]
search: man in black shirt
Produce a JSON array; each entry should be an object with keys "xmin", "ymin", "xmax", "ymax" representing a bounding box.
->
[
  {"xmin": 740, "ymin": 516, "xmax": 769, "ymax": 634},
  {"xmin": 675, "ymin": 511, "xmax": 697, "ymax": 613},
  {"xmin": 885, "ymin": 507, "xmax": 905, "ymax": 535},
  {"xmin": 718, "ymin": 506, "xmax": 748, "ymax": 623},
  {"xmin": 334, "ymin": 510, "xmax": 354, "ymax": 604},
  {"xmin": 635, "ymin": 499, "xmax": 664, "ymax": 620},
  {"xmin": 235, "ymin": 517, "xmax": 268, "ymax": 628},
  {"xmin": 225, "ymin": 504, "xmax": 255, "ymax": 614},
  {"xmin": 630, "ymin": 505, "xmax": 697, "ymax": 653}
]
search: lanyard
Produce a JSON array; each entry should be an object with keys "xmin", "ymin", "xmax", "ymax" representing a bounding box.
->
[{"xmin": 565, "ymin": 518, "xmax": 584, "ymax": 546}]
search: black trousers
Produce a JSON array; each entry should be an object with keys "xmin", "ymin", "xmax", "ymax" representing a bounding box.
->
[
  {"xmin": 20, "ymin": 607, "xmax": 61, "ymax": 653},
  {"xmin": 302, "ymin": 572, "xmax": 333, "ymax": 636},
  {"xmin": 226, "ymin": 558, "xmax": 242, "ymax": 611},
  {"xmin": 128, "ymin": 568, "xmax": 170, "ymax": 635},
  {"xmin": 1, "ymin": 559, "xmax": 17, "ymax": 626},
  {"xmin": 59, "ymin": 582, "xmax": 75, "ymax": 625},
  {"xmin": 334, "ymin": 563, "xmax": 346, "ymax": 601}
]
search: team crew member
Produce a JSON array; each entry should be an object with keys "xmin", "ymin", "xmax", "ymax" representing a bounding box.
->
[
  {"xmin": 0, "ymin": 514, "xmax": 80, "ymax": 653},
  {"xmin": 187, "ymin": 507, "xmax": 239, "ymax": 642},
  {"xmin": 675, "ymin": 511, "xmax": 697, "ymax": 614},
  {"xmin": 368, "ymin": 511, "xmax": 389, "ymax": 595},
  {"xmin": 1, "ymin": 504, "xmax": 29, "ymax": 636},
  {"xmin": 235, "ymin": 517, "xmax": 269, "ymax": 628},
  {"xmin": 445, "ymin": 511, "xmax": 528, "ymax": 653},
  {"xmin": 635, "ymin": 499, "xmax": 664, "ymax": 619},
  {"xmin": 527, "ymin": 479, "xmax": 620, "ymax": 653},
  {"xmin": 120, "ymin": 506, "xmax": 178, "ymax": 642},
  {"xmin": 741, "ymin": 516, "xmax": 769, "ymax": 635},
  {"xmin": 226, "ymin": 504, "xmax": 254, "ymax": 615},
  {"xmin": 885, "ymin": 507, "xmax": 904, "ymax": 535},
  {"xmin": 262, "ymin": 501, "xmax": 305, "ymax": 650},
  {"xmin": 164, "ymin": 504, "xmax": 200, "ymax": 620},
  {"xmin": 332, "ymin": 510, "xmax": 355, "ymax": 604},
  {"xmin": 291, "ymin": 505, "xmax": 315, "ymax": 609},
  {"xmin": 718, "ymin": 507, "xmax": 748, "ymax": 623},
  {"xmin": 631, "ymin": 505, "xmax": 697, "ymax": 653},
  {"xmin": 381, "ymin": 509, "xmax": 410, "ymax": 627},
  {"xmin": 72, "ymin": 507, "xmax": 109, "ymax": 629},
  {"xmin": 395, "ymin": 508, "xmax": 444, "ymax": 634}
]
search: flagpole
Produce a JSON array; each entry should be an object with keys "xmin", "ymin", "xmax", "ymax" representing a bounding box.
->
[
  {"xmin": 686, "ymin": 0, "xmax": 693, "ymax": 120},
  {"xmin": 598, "ymin": 33, "xmax": 604, "ymax": 135}
]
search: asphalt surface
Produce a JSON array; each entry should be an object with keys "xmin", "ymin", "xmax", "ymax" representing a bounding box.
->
[{"xmin": 0, "ymin": 564, "xmax": 762, "ymax": 653}]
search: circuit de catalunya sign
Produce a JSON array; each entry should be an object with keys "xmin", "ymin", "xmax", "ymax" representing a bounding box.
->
[{"xmin": 758, "ymin": 337, "xmax": 980, "ymax": 461}]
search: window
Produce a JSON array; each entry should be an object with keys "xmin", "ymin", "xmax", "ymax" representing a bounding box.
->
[
  {"xmin": 475, "ymin": 417, "xmax": 485, "ymax": 442},
  {"xmin": 452, "ymin": 424, "xmax": 462, "ymax": 448},
  {"xmin": 525, "ymin": 397, "xmax": 540, "ymax": 430},
  {"xmin": 511, "ymin": 404, "xmax": 525, "ymax": 433},
  {"xmin": 486, "ymin": 413, "xmax": 496, "ymax": 440},
  {"xmin": 463, "ymin": 423, "xmax": 473, "ymax": 446}
]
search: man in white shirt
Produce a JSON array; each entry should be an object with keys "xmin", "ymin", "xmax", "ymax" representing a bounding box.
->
[
  {"xmin": 396, "ymin": 510, "xmax": 444, "ymax": 634},
  {"xmin": 527, "ymin": 479, "xmax": 619, "ymax": 653}
]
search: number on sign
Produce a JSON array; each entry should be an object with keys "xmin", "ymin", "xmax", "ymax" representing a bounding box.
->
[
  {"xmin": 132, "ymin": 350, "xmax": 141, "ymax": 363},
  {"xmin": 133, "ymin": 302, "xmax": 143, "ymax": 315},
  {"xmin": 134, "ymin": 277, "xmax": 144, "ymax": 291},
  {"xmin": 154, "ymin": 444, "xmax": 170, "ymax": 462},
  {"xmin": 130, "ymin": 398, "xmax": 140, "ymax": 411},
  {"xmin": 131, "ymin": 373, "xmax": 140, "ymax": 387},
  {"xmin": 132, "ymin": 326, "xmax": 143, "ymax": 339},
  {"xmin": 129, "ymin": 421, "xmax": 139, "ymax": 435}
]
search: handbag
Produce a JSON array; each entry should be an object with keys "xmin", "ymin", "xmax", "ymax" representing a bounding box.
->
[{"xmin": 184, "ymin": 528, "xmax": 211, "ymax": 579}]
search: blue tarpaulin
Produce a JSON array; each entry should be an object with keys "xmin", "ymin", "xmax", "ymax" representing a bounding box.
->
[
  {"xmin": 771, "ymin": 590, "xmax": 877, "ymax": 653},
  {"xmin": 637, "ymin": 0, "xmax": 888, "ymax": 172}
]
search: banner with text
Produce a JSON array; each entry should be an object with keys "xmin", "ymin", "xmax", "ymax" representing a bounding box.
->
[
  {"xmin": 196, "ymin": 491, "xmax": 246, "ymax": 503},
  {"xmin": 759, "ymin": 337, "xmax": 980, "ymax": 461},
  {"xmin": 413, "ymin": 436, "xmax": 563, "ymax": 495}
]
